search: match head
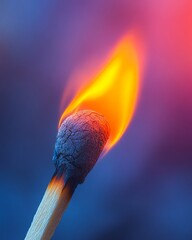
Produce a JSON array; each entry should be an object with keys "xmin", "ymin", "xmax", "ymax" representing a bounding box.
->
[{"xmin": 53, "ymin": 110, "xmax": 110, "ymax": 184}]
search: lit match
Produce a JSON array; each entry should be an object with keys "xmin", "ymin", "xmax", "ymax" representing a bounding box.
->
[
  {"xmin": 25, "ymin": 110, "xmax": 110, "ymax": 240},
  {"xmin": 25, "ymin": 34, "xmax": 142, "ymax": 239}
]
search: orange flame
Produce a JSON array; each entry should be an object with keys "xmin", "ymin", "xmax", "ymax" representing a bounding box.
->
[{"xmin": 59, "ymin": 34, "xmax": 142, "ymax": 152}]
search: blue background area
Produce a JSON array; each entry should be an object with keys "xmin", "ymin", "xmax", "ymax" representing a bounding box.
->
[{"xmin": 0, "ymin": 0, "xmax": 192, "ymax": 239}]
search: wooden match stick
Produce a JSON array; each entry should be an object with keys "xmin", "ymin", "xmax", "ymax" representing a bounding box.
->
[
  {"xmin": 25, "ymin": 110, "xmax": 110, "ymax": 240},
  {"xmin": 25, "ymin": 172, "xmax": 77, "ymax": 240}
]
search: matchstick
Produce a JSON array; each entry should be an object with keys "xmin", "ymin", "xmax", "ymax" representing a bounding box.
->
[{"xmin": 25, "ymin": 110, "xmax": 110, "ymax": 240}]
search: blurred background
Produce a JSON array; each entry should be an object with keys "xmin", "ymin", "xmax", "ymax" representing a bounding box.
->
[{"xmin": 0, "ymin": 0, "xmax": 192, "ymax": 239}]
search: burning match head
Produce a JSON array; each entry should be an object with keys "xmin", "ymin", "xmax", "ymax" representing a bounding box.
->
[{"xmin": 53, "ymin": 110, "xmax": 110, "ymax": 184}]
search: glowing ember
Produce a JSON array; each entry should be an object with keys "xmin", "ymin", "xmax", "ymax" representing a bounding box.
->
[
  {"xmin": 59, "ymin": 34, "xmax": 142, "ymax": 152},
  {"xmin": 48, "ymin": 175, "xmax": 64, "ymax": 192}
]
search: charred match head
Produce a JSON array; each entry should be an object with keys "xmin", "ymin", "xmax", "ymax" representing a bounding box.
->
[{"xmin": 53, "ymin": 110, "xmax": 110, "ymax": 184}]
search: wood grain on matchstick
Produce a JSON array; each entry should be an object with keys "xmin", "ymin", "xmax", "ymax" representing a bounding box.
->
[{"xmin": 25, "ymin": 176, "xmax": 76, "ymax": 240}]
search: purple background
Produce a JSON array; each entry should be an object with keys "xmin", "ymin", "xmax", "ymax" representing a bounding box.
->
[{"xmin": 0, "ymin": 0, "xmax": 192, "ymax": 239}]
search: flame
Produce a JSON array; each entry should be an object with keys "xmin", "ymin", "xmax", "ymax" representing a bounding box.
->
[{"xmin": 59, "ymin": 34, "xmax": 142, "ymax": 152}]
